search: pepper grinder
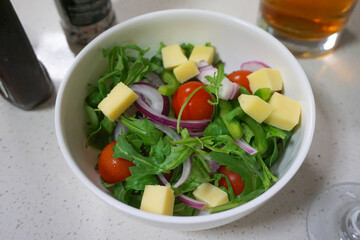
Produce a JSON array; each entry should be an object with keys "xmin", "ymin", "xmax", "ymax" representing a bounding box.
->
[
  {"xmin": 0, "ymin": 0, "xmax": 53, "ymax": 110},
  {"xmin": 54, "ymin": 0, "xmax": 116, "ymax": 45}
]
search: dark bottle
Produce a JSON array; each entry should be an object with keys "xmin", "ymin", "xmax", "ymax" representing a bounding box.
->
[
  {"xmin": 0, "ymin": 0, "xmax": 53, "ymax": 110},
  {"xmin": 55, "ymin": 0, "xmax": 116, "ymax": 44}
]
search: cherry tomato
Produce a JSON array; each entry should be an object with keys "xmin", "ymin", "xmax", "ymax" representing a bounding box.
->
[
  {"xmin": 217, "ymin": 165, "xmax": 245, "ymax": 196},
  {"xmin": 98, "ymin": 141, "xmax": 135, "ymax": 183},
  {"xmin": 227, "ymin": 70, "xmax": 252, "ymax": 94},
  {"xmin": 172, "ymin": 81, "xmax": 213, "ymax": 120}
]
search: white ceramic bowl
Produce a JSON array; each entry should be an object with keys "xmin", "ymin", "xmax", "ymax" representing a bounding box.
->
[{"xmin": 55, "ymin": 9, "xmax": 315, "ymax": 231}]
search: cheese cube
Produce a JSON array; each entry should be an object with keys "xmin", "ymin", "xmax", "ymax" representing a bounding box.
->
[
  {"xmin": 97, "ymin": 82, "xmax": 138, "ymax": 122},
  {"xmin": 161, "ymin": 44, "xmax": 188, "ymax": 69},
  {"xmin": 264, "ymin": 92, "xmax": 302, "ymax": 131},
  {"xmin": 189, "ymin": 45, "xmax": 215, "ymax": 64},
  {"xmin": 238, "ymin": 94, "xmax": 273, "ymax": 123},
  {"xmin": 140, "ymin": 185, "xmax": 175, "ymax": 216},
  {"xmin": 247, "ymin": 68, "xmax": 283, "ymax": 93},
  {"xmin": 193, "ymin": 183, "xmax": 229, "ymax": 210},
  {"xmin": 173, "ymin": 61, "xmax": 200, "ymax": 83}
]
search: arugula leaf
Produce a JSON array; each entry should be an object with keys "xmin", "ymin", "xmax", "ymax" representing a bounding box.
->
[
  {"xmin": 125, "ymin": 133, "xmax": 143, "ymax": 152},
  {"xmin": 207, "ymin": 135, "xmax": 276, "ymax": 190},
  {"xmin": 86, "ymin": 115, "xmax": 116, "ymax": 149},
  {"xmin": 114, "ymin": 132, "xmax": 195, "ymax": 178},
  {"xmin": 87, "ymin": 44, "xmax": 160, "ymax": 106},
  {"xmin": 120, "ymin": 116, "xmax": 163, "ymax": 146},
  {"xmin": 85, "ymin": 105, "xmax": 99, "ymax": 133},
  {"xmin": 173, "ymin": 199, "xmax": 196, "ymax": 216},
  {"xmin": 203, "ymin": 116, "xmax": 230, "ymax": 137},
  {"xmin": 113, "ymin": 134, "xmax": 159, "ymax": 175},
  {"xmin": 241, "ymin": 122, "xmax": 255, "ymax": 143},
  {"xmin": 210, "ymin": 188, "xmax": 265, "ymax": 213},
  {"xmin": 85, "ymin": 44, "xmax": 164, "ymax": 149},
  {"xmin": 125, "ymin": 174, "xmax": 158, "ymax": 191},
  {"xmin": 213, "ymin": 172, "xmax": 236, "ymax": 201},
  {"xmin": 262, "ymin": 124, "xmax": 293, "ymax": 167},
  {"xmin": 205, "ymin": 64, "xmax": 225, "ymax": 105},
  {"xmin": 85, "ymin": 85, "xmax": 103, "ymax": 108},
  {"xmin": 263, "ymin": 124, "xmax": 293, "ymax": 147},
  {"xmin": 112, "ymin": 182, "xmax": 142, "ymax": 208},
  {"xmin": 149, "ymin": 42, "xmax": 164, "ymax": 74},
  {"xmin": 264, "ymin": 137, "xmax": 279, "ymax": 167},
  {"xmin": 112, "ymin": 182, "xmax": 130, "ymax": 203},
  {"xmin": 123, "ymin": 60, "xmax": 150, "ymax": 86},
  {"xmin": 180, "ymin": 43, "xmax": 194, "ymax": 58},
  {"xmin": 158, "ymin": 143, "xmax": 193, "ymax": 172},
  {"xmin": 150, "ymin": 138, "xmax": 172, "ymax": 165},
  {"xmin": 209, "ymin": 151, "xmax": 262, "ymax": 195}
]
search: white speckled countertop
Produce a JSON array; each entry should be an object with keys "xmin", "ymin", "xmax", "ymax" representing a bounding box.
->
[{"xmin": 1, "ymin": 0, "xmax": 360, "ymax": 239}]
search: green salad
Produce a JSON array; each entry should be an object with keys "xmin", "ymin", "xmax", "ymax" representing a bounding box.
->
[{"xmin": 84, "ymin": 42, "xmax": 300, "ymax": 216}]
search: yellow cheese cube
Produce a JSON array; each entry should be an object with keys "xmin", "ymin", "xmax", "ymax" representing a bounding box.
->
[
  {"xmin": 247, "ymin": 68, "xmax": 283, "ymax": 93},
  {"xmin": 97, "ymin": 82, "xmax": 138, "ymax": 122},
  {"xmin": 140, "ymin": 185, "xmax": 175, "ymax": 216},
  {"xmin": 173, "ymin": 61, "xmax": 200, "ymax": 83},
  {"xmin": 161, "ymin": 44, "xmax": 188, "ymax": 69},
  {"xmin": 238, "ymin": 94, "xmax": 273, "ymax": 123},
  {"xmin": 193, "ymin": 183, "xmax": 229, "ymax": 210},
  {"xmin": 189, "ymin": 45, "xmax": 215, "ymax": 64},
  {"xmin": 264, "ymin": 92, "xmax": 302, "ymax": 131}
]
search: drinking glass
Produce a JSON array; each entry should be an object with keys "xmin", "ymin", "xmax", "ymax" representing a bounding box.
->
[
  {"xmin": 258, "ymin": 0, "xmax": 358, "ymax": 58},
  {"xmin": 307, "ymin": 183, "xmax": 360, "ymax": 240}
]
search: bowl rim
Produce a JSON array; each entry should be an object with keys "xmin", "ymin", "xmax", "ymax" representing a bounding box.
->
[{"xmin": 55, "ymin": 8, "xmax": 316, "ymax": 226}]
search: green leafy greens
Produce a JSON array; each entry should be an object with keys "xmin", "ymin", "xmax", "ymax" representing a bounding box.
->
[{"xmin": 84, "ymin": 42, "xmax": 296, "ymax": 216}]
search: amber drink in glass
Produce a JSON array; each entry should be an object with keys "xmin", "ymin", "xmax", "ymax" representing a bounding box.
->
[{"xmin": 258, "ymin": 0, "xmax": 357, "ymax": 57}]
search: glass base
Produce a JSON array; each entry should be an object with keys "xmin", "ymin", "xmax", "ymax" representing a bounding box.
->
[
  {"xmin": 258, "ymin": 16, "xmax": 342, "ymax": 58},
  {"xmin": 307, "ymin": 183, "xmax": 360, "ymax": 240}
]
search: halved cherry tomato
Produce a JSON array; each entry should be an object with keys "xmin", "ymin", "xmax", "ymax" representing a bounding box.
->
[
  {"xmin": 217, "ymin": 165, "xmax": 245, "ymax": 196},
  {"xmin": 172, "ymin": 81, "xmax": 213, "ymax": 120},
  {"xmin": 98, "ymin": 141, "xmax": 135, "ymax": 183},
  {"xmin": 227, "ymin": 70, "xmax": 252, "ymax": 94}
]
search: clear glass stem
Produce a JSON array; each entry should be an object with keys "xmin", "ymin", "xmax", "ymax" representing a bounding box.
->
[
  {"xmin": 307, "ymin": 183, "xmax": 360, "ymax": 240},
  {"xmin": 340, "ymin": 206, "xmax": 360, "ymax": 240}
]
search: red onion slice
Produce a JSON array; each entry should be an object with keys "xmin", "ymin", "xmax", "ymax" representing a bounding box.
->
[
  {"xmin": 218, "ymin": 77, "xmax": 239, "ymax": 100},
  {"xmin": 173, "ymin": 157, "xmax": 192, "ymax": 188},
  {"xmin": 230, "ymin": 82, "xmax": 240, "ymax": 99},
  {"xmin": 134, "ymin": 98, "xmax": 210, "ymax": 132},
  {"xmin": 188, "ymin": 130, "xmax": 204, "ymax": 138},
  {"xmin": 130, "ymin": 82, "xmax": 170, "ymax": 115},
  {"xmin": 236, "ymin": 138, "xmax": 258, "ymax": 155},
  {"xmin": 196, "ymin": 60, "xmax": 210, "ymax": 68},
  {"xmin": 152, "ymin": 122, "xmax": 181, "ymax": 141},
  {"xmin": 143, "ymin": 72, "xmax": 164, "ymax": 87},
  {"xmin": 156, "ymin": 174, "xmax": 169, "ymax": 186},
  {"xmin": 196, "ymin": 63, "xmax": 238, "ymax": 100},
  {"xmin": 113, "ymin": 121, "xmax": 127, "ymax": 141},
  {"xmin": 156, "ymin": 174, "xmax": 206, "ymax": 210},
  {"xmin": 240, "ymin": 61, "xmax": 271, "ymax": 72},
  {"xmin": 196, "ymin": 65, "xmax": 217, "ymax": 85},
  {"xmin": 177, "ymin": 194, "xmax": 206, "ymax": 209},
  {"xmin": 202, "ymin": 155, "xmax": 220, "ymax": 174}
]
